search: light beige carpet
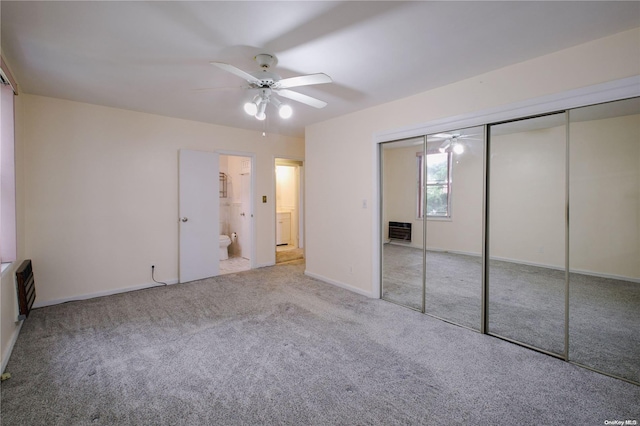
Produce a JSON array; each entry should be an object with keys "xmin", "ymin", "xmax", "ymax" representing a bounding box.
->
[{"xmin": 2, "ymin": 263, "xmax": 638, "ymax": 425}]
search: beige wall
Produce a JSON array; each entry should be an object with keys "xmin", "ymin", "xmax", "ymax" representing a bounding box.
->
[
  {"xmin": 382, "ymin": 145, "xmax": 422, "ymax": 248},
  {"xmin": 490, "ymin": 125, "xmax": 567, "ymax": 268},
  {"xmin": 383, "ymin": 141, "xmax": 484, "ymax": 255},
  {"xmin": 306, "ymin": 28, "xmax": 640, "ymax": 295},
  {"xmin": 19, "ymin": 94, "xmax": 303, "ymax": 306},
  {"xmin": 569, "ymin": 114, "xmax": 640, "ymax": 279},
  {"xmin": 381, "ymin": 113, "xmax": 639, "ymax": 280}
]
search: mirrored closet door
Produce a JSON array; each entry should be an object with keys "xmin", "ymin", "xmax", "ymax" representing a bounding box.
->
[
  {"xmin": 381, "ymin": 137, "xmax": 425, "ymax": 311},
  {"xmin": 379, "ymin": 95, "xmax": 639, "ymax": 385},
  {"xmin": 381, "ymin": 127, "xmax": 485, "ymax": 329},
  {"xmin": 423, "ymin": 127, "xmax": 484, "ymax": 330},
  {"xmin": 568, "ymin": 97, "xmax": 640, "ymax": 383},
  {"xmin": 487, "ymin": 113, "xmax": 567, "ymax": 356}
]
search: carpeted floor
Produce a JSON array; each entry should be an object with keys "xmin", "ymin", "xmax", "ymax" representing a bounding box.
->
[
  {"xmin": 1, "ymin": 262, "xmax": 639, "ymax": 425},
  {"xmin": 382, "ymin": 243, "xmax": 640, "ymax": 384}
]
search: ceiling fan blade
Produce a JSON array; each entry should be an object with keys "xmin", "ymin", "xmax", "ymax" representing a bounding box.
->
[
  {"xmin": 210, "ymin": 62, "xmax": 262, "ymax": 85},
  {"xmin": 277, "ymin": 73, "xmax": 332, "ymax": 89},
  {"xmin": 192, "ymin": 85, "xmax": 249, "ymax": 92},
  {"xmin": 275, "ymin": 89, "xmax": 327, "ymax": 109}
]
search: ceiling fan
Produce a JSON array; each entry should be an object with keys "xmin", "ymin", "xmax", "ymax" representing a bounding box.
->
[
  {"xmin": 428, "ymin": 132, "xmax": 482, "ymax": 154},
  {"xmin": 210, "ymin": 53, "xmax": 332, "ymax": 120}
]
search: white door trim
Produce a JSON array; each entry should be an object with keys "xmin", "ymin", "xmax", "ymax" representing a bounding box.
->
[{"xmin": 274, "ymin": 156, "xmax": 305, "ymax": 263}]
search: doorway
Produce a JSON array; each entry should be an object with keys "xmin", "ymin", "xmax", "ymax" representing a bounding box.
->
[
  {"xmin": 275, "ymin": 158, "xmax": 304, "ymax": 264},
  {"xmin": 219, "ymin": 154, "xmax": 253, "ymax": 274}
]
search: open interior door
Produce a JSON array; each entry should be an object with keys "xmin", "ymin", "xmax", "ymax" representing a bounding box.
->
[{"xmin": 179, "ymin": 149, "xmax": 219, "ymax": 282}]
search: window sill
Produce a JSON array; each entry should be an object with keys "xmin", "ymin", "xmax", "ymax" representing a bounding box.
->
[{"xmin": 420, "ymin": 216, "xmax": 452, "ymax": 222}]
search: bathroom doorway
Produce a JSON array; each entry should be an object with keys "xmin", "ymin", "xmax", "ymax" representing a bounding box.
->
[
  {"xmin": 275, "ymin": 158, "xmax": 304, "ymax": 264},
  {"xmin": 219, "ymin": 154, "xmax": 253, "ymax": 274}
]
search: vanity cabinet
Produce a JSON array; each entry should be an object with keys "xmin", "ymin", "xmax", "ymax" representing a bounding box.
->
[{"xmin": 276, "ymin": 212, "xmax": 291, "ymax": 245}]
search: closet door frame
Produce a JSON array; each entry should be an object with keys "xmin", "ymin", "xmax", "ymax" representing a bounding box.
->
[{"xmin": 375, "ymin": 76, "xmax": 638, "ymax": 305}]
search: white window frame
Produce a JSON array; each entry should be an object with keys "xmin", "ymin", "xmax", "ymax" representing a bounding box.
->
[{"xmin": 417, "ymin": 150, "xmax": 452, "ymax": 219}]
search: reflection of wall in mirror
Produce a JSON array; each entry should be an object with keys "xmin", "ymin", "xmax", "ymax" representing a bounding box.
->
[
  {"xmin": 383, "ymin": 141, "xmax": 483, "ymax": 255},
  {"xmin": 383, "ymin": 113, "xmax": 639, "ymax": 281},
  {"xmin": 491, "ymin": 113, "xmax": 639, "ymax": 280}
]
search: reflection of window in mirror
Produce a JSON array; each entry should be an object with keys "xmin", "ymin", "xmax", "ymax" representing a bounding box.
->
[{"xmin": 416, "ymin": 151, "xmax": 452, "ymax": 218}]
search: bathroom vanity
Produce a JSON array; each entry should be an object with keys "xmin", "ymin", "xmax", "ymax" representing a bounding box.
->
[{"xmin": 276, "ymin": 212, "xmax": 291, "ymax": 246}]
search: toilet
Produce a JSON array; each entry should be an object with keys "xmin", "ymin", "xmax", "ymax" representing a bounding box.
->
[
  {"xmin": 219, "ymin": 235, "xmax": 231, "ymax": 260},
  {"xmin": 219, "ymin": 220, "xmax": 232, "ymax": 260}
]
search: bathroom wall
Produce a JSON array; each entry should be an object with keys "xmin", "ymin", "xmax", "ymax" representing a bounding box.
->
[
  {"xmin": 219, "ymin": 155, "xmax": 230, "ymax": 236},
  {"xmin": 225, "ymin": 155, "xmax": 249, "ymax": 258}
]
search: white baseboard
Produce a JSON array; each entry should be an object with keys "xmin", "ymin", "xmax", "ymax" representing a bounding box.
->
[
  {"xmin": 32, "ymin": 279, "xmax": 180, "ymax": 309},
  {"xmin": 427, "ymin": 248, "xmax": 482, "ymax": 257},
  {"xmin": 304, "ymin": 270, "xmax": 374, "ymax": 298},
  {"xmin": 1, "ymin": 320, "xmax": 23, "ymax": 374},
  {"xmin": 256, "ymin": 262, "xmax": 275, "ymax": 268},
  {"xmin": 568, "ymin": 268, "xmax": 640, "ymax": 284},
  {"xmin": 490, "ymin": 256, "xmax": 640, "ymax": 284}
]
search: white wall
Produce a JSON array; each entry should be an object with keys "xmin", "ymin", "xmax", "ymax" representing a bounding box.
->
[
  {"xmin": 490, "ymin": 125, "xmax": 567, "ymax": 268},
  {"xmin": 569, "ymin": 113, "xmax": 640, "ymax": 279},
  {"xmin": 382, "ymin": 140, "xmax": 484, "ymax": 255},
  {"xmin": 382, "ymin": 145, "xmax": 421, "ymax": 248},
  {"xmin": 20, "ymin": 94, "xmax": 303, "ymax": 306},
  {"xmin": 305, "ymin": 28, "xmax": 640, "ymax": 296},
  {"xmin": 382, "ymin": 113, "xmax": 639, "ymax": 280}
]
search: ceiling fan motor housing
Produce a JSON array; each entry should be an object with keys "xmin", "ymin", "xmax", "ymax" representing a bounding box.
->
[
  {"xmin": 255, "ymin": 53, "xmax": 276, "ymax": 69},
  {"xmin": 250, "ymin": 70, "xmax": 280, "ymax": 88}
]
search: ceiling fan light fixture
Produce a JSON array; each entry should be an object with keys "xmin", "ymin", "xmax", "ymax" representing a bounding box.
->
[
  {"xmin": 453, "ymin": 143, "xmax": 465, "ymax": 154},
  {"xmin": 244, "ymin": 101, "xmax": 258, "ymax": 116},
  {"xmin": 278, "ymin": 104, "xmax": 293, "ymax": 119},
  {"xmin": 211, "ymin": 53, "xmax": 331, "ymax": 123},
  {"xmin": 255, "ymin": 102, "xmax": 267, "ymax": 120}
]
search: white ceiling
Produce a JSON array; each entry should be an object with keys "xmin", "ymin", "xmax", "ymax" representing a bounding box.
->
[{"xmin": 2, "ymin": 1, "xmax": 638, "ymax": 138}]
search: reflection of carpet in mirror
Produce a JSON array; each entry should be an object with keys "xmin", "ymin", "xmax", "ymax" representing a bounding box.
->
[{"xmin": 381, "ymin": 243, "xmax": 640, "ymax": 384}]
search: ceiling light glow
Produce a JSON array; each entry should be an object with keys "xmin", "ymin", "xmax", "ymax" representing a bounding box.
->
[
  {"xmin": 244, "ymin": 102, "xmax": 258, "ymax": 116},
  {"xmin": 279, "ymin": 104, "xmax": 293, "ymax": 119}
]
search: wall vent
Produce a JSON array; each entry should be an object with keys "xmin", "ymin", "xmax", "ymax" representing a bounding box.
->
[
  {"xmin": 388, "ymin": 222, "xmax": 412, "ymax": 242},
  {"xmin": 16, "ymin": 260, "xmax": 36, "ymax": 320}
]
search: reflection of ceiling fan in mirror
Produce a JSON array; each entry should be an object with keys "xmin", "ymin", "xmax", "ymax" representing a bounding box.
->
[
  {"xmin": 428, "ymin": 132, "xmax": 482, "ymax": 154},
  {"xmin": 210, "ymin": 53, "xmax": 332, "ymax": 120}
]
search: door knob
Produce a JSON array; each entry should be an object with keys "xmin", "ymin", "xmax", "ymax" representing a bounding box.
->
[
  {"xmin": 180, "ymin": 217, "xmax": 188, "ymax": 222},
  {"xmin": 240, "ymin": 212, "xmax": 245, "ymax": 217}
]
